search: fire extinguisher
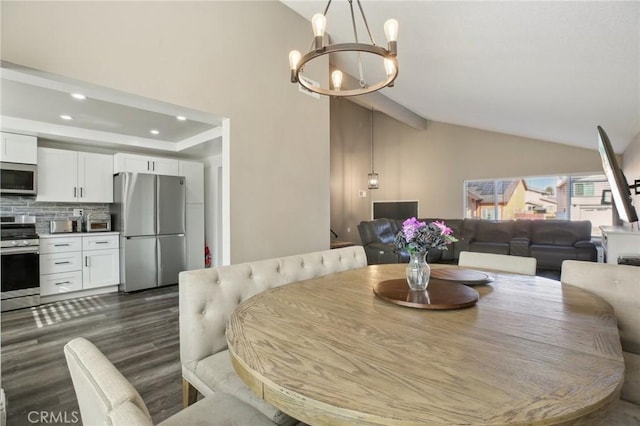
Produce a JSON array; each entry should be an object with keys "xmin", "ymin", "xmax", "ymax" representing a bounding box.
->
[{"xmin": 205, "ymin": 244, "xmax": 212, "ymax": 268}]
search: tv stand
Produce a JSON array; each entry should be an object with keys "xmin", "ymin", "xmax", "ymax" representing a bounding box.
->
[{"xmin": 600, "ymin": 226, "xmax": 640, "ymax": 264}]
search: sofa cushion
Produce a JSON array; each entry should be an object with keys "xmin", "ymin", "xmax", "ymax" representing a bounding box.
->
[
  {"xmin": 358, "ymin": 218, "xmax": 398, "ymax": 244},
  {"xmin": 474, "ymin": 220, "xmax": 515, "ymax": 243},
  {"xmin": 530, "ymin": 220, "xmax": 591, "ymax": 245},
  {"xmin": 194, "ymin": 350, "xmax": 297, "ymax": 426},
  {"xmin": 531, "ymin": 244, "xmax": 595, "ymax": 269},
  {"xmin": 469, "ymin": 241, "xmax": 510, "ymax": 255}
]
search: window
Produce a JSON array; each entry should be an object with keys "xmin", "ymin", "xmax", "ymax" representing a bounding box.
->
[
  {"xmin": 573, "ymin": 182, "xmax": 594, "ymax": 197},
  {"xmin": 464, "ymin": 174, "xmax": 613, "ymax": 236}
]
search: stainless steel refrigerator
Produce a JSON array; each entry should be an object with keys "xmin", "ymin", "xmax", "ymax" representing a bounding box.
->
[{"xmin": 111, "ymin": 173, "xmax": 186, "ymax": 292}]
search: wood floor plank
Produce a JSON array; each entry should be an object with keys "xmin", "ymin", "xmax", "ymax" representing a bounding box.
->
[{"xmin": 1, "ymin": 285, "xmax": 182, "ymax": 425}]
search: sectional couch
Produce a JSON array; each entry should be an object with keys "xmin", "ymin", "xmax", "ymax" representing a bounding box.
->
[{"xmin": 357, "ymin": 218, "xmax": 597, "ymax": 271}]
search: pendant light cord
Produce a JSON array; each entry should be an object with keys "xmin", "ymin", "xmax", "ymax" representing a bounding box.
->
[{"xmin": 370, "ymin": 108, "xmax": 375, "ymax": 173}]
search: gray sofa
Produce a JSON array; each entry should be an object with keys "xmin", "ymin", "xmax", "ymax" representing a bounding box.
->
[{"xmin": 358, "ymin": 218, "xmax": 597, "ymax": 270}]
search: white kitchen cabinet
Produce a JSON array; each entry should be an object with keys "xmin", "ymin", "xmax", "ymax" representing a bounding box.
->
[
  {"xmin": 78, "ymin": 152, "xmax": 114, "ymax": 202},
  {"xmin": 0, "ymin": 132, "xmax": 37, "ymax": 164},
  {"xmin": 185, "ymin": 203, "xmax": 205, "ymax": 270},
  {"xmin": 83, "ymin": 248, "xmax": 120, "ymax": 289},
  {"xmin": 37, "ymin": 148, "xmax": 113, "ymax": 202},
  {"xmin": 40, "ymin": 251, "xmax": 83, "ymax": 275},
  {"xmin": 180, "ymin": 160, "xmax": 205, "ymax": 270},
  {"xmin": 39, "ymin": 236, "xmax": 83, "ymax": 254},
  {"xmin": 40, "ymin": 271, "xmax": 83, "ymax": 296},
  {"xmin": 113, "ymin": 153, "xmax": 179, "ymax": 176},
  {"xmin": 39, "ymin": 233, "xmax": 120, "ymax": 297},
  {"xmin": 179, "ymin": 160, "xmax": 205, "ymax": 204}
]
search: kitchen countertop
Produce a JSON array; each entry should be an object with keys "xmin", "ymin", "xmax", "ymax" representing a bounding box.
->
[{"xmin": 38, "ymin": 232, "xmax": 120, "ymax": 238}]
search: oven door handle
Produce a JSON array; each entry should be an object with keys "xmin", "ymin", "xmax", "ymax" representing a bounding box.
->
[{"xmin": 0, "ymin": 247, "xmax": 39, "ymax": 255}]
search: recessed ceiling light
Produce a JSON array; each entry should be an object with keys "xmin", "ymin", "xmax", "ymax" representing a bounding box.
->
[
  {"xmin": 150, "ymin": 129, "xmax": 160, "ymax": 135},
  {"xmin": 71, "ymin": 93, "xmax": 86, "ymax": 100},
  {"xmin": 60, "ymin": 115, "xmax": 73, "ymax": 120},
  {"xmin": 176, "ymin": 116, "xmax": 187, "ymax": 121}
]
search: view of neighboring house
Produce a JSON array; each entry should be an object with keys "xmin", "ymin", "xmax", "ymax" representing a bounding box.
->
[
  {"xmin": 465, "ymin": 179, "xmax": 557, "ymax": 220},
  {"xmin": 465, "ymin": 175, "xmax": 612, "ymax": 234},
  {"xmin": 557, "ymin": 175, "xmax": 613, "ymax": 235}
]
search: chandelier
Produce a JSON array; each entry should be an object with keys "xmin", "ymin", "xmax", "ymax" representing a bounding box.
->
[{"xmin": 288, "ymin": 0, "xmax": 399, "ymax": 97}]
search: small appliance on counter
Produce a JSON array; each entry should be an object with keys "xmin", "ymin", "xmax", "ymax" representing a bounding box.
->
[
  {"xmin": 49, "ymin": 218, "xmax": 82, "ymax": 234},
  {"xmin": 85, "ymin": 213, "xmax": 112, "ymax": 232}
]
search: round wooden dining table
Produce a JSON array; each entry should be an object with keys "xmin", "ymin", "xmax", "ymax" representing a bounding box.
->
[{"xmin": 226, "ymin": 263, "xmax": 624, "ymax": 425}]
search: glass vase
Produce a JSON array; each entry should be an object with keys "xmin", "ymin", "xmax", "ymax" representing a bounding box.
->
[{"xmin": 405, "ymin": 250, "xmax": 431, "ymax": 291}]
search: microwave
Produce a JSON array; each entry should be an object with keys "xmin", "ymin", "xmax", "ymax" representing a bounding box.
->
[{"xmin": 0, "ymin": 162, "xmax": 37, "ymax": 195}]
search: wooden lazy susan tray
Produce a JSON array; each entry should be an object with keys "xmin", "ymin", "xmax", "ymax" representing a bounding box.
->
[{"xmin": 373, "ymin": 278, "xmax": 479, "ymax": 310}]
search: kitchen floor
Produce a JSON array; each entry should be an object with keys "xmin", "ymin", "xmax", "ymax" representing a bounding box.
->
[{"xmin": 1, "ymin": 285, "xmax": 182, "ymax": 425}]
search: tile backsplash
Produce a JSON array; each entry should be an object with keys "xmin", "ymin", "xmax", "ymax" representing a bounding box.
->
[{"xmin": 0, "ymin": 195, "xmax": 109, "ymax": 235}]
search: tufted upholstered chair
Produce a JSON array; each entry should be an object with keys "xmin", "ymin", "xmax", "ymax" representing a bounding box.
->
[
  {"xmin": 179, "ymin": 246, "xmax": 367, "ymax": 425},
  {"xmin": 458, "ymin": 251, "xmax": 537, "ymax": 275},
  {"xmin": 64, "ymin": 337, "xmax": 276, "ymax": 425},
  {"xmin": 561, "ymin": 260, "xmax": 640, "ymax": 424}
]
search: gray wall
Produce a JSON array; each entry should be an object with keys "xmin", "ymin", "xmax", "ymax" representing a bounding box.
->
[
  {"xmin": 331, "ymin": 99, "xmax": 605, "ymax": 242},
  {"xmin": 2, "ymin": 1, "xmax": 329, "ymax": 263}
]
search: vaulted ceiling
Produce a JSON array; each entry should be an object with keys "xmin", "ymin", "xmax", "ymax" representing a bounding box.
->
[{"xmin": 282, "ymin": 1, "xmax": 640, "ymax": 153}]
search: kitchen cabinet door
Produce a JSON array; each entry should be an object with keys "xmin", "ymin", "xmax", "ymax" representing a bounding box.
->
[
  {"xmin": 0, "ymin": 132, "xmax": 37, "ymax": 164},
  {"xmin": 36, "ymin": 148, "xmax": 78, "ymax": 202},
  {"xmin": 83, "ymin": 248, "xmax": 120, "ymax": 289},
  {"xmin": 185, "ymin": 203, "xmax": 205, "ymax": 270},
  {"xmin": 179, "ymin": 160, "xmax": 204, "ymax": 204},
  {"xmin": 113, "ymin": 153, "xmax": 151, "ymax": 174},
  {"xmin": 151, "ymin": 157, "xmax": 179, "ymax": 175},
  {"xmin": 78, "ymin": 152, "xmax": 113, "ymax": 202},
  {"xmin": 113, "ymin": 153, "xmax": 179, "ymax": 175}
]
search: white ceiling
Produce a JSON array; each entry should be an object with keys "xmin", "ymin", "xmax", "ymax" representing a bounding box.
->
[
  {"xmin": 0, "ymin": 62, "xmax": 224, "ymax": 158},
  {"xmin": 282, "ymin": 1, "xmax": 640, "ymax": 154}
]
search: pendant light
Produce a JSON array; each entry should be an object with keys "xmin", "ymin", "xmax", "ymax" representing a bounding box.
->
[{"xmin": 368, "ymin": 108, "xmax": 379, "ymax": 189}]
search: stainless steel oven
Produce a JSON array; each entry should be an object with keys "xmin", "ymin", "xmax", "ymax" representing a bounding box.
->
[
  {"xmin": 0, "ymin": 162, "xmax": 37, "ymax": 195},
  {"xmin": 1, "ymin": 216, "xmax": 40, "ymax": 311}
]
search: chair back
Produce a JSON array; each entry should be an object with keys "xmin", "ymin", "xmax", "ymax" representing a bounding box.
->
[
  {"xmin": 458, "ymin": 251, "xmax": 537, "ymax": 275},
  {"xmin": 64, "ymin": 337, "xmax": 153, "ymax": 426},
  {"xmin": 561, "ymin": 260, "xmax": 640, "ymax": 354}
]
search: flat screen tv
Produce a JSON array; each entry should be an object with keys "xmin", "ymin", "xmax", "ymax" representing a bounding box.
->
[
  {"xmin": 372, "ymin": 201, "xmax": 418, "ymax": 220},
  {"xmin": 597, "ymin": 125, "xmax": 638, "ymax": 223}
]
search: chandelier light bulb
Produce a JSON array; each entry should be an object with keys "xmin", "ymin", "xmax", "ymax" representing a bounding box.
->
[
  {"xmin": 312, "ymin": 14, "xmax": 327, "ymax": 37},
  {"xmin": 289, "ymin": 50, "xmax": 301, "ymax": 71},
  {"xmin": 384, "ymin": 58, "xmax": 396, "ymax": 76},
  {"xmin": 384, "ymin": 19, "xmax": 399, "ymax": 42},
  {"xmin": 331, "ymin": 70, "xmax": 343, "ymax": 91}
]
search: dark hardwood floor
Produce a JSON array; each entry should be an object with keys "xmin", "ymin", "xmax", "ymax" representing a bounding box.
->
[{"xmin": 1, "ymin": 285, "xmax": 182, "ymax": 425}]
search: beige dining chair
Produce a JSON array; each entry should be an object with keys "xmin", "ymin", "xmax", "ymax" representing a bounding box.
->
[
  {"xmin": 561, "ymin": 260, "xmax": 640, "ymax": 424},
  {"xmin": 64, "ymin": 337, "xmax": 276, "ymax": 426},
  {"xmin": 458, "ymin": 251, "xmax": 537, "ymax": 275}
]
